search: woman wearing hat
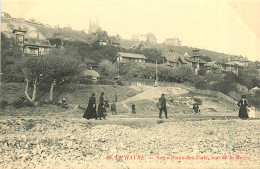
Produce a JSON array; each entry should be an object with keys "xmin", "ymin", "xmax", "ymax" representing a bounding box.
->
[
  {"xmin": 237, "ymin": 95, "xmax": 249, "ymax": 119},
  {"xmin": 98, "ymin": 92, "xmax": 107, "ymax": 120},
  {"xmin": 83, "ymin": 93, "xmax": 97, "ymax": 120}
]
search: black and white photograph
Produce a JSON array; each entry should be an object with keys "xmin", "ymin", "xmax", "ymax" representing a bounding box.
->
[{"xmin": 1, "ymin": 0, "xmax": 260, "ymax": 168}]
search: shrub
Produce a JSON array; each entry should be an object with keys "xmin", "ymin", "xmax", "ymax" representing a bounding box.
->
[
  {"xmin": 0, "ymin": 100, "xmax": 9, "ymax": 109},
  {"xmin": 1, "ymin": 74, "xmax": 24, "ymax": 83},
  {"xmin": 212, "ymin": 80, "xmax": 237, "ymax": 95},
  {"xmin": 195, "ymin": 81, "xmax": 211, "ymax": 90},
  {"xmin": 204, "ymin": 73, "xmax": 223, "ymax": 82},
  {"xmin": 12, "ymin": 97, "xmax": 34, "ymax": 109}
]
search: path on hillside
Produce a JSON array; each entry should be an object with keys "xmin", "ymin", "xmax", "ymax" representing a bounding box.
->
[
  {"xmin": 116, "ymin": 85, "xmax": 239, "ymax": 116},
  {"xmin": 118, "ymin": 86, "xmax": 189, "ymax": 111}
]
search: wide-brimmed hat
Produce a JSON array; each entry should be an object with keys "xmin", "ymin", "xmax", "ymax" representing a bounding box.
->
[
  {"xmin": 101, "ymin": 92, "xmax": 105, "ymax": 95},
  {"xmin": 161, "ymin": 93, "xmax": 165, "ymax": 96}
]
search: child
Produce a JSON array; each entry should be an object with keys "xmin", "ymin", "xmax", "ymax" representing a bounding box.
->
[
  {"xmin": 132, "ymin": 104, "xmax": 136, "ymax": 114},
  {"xmin": 247, "ymin": 106, "xmax": 256, "ymax": 118},
  {"xmin": 111, "ymin": 101, "xmax": 117, "ymax": 115}
]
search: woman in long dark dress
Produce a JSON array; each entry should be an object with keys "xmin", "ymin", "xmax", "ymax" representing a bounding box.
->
[
  {"xmin": 98, "ymin": 92, "xmax": 106, "ymax": 120},
  {"xmin": 237, "ymin": 95, "xmax": 249, "ymax": 119},
  {"xmin": 83, "ymin": 93, "xmax": 97, "ymax": 120}
]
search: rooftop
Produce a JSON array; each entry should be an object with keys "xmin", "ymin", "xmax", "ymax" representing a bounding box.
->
[{"xmin": 118, "ymin": 52, "xmax": 147, "ymax": 60}]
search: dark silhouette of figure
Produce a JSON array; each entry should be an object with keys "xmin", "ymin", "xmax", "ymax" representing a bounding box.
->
[
  {"xmin": 83, "ymin": 93, "xmax": 97, "ymax": 120},
  {"xmin": 238, "ymin": 95, "xmax": 249, "ymax": 119},
  {"xmin": 159, "ymin": 94, "xmax": 167, "ymax": 119}
]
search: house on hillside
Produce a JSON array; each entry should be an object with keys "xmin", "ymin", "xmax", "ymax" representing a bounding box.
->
[
  {"xmin": 204, "ymin": 61, "xmax": 225, "ymax": 74},
  {"xmin": 109, "ymin": 35, "xmax": 120, "ymax": 47},
  {"xmin": 99, "ymin": 35, "xmax": 120, "ymax": 47},
  {"xmin": 12, "ymin": 28, "xmax": 27, "ymax": 46},
  {"xmin": 10, "ymin": 27, "xmax": 55, "ymax": 56},
  {"xmin": 164, "ymin": 38, "xmax": 181, "ymax": 46},
  {"xmin": 115, "ymin": 52, "xmax": 147, "ymax": 63},
  {"xmin": 220, "ymin": 57, "xmax": 250, "ymax": 75},
  {"xmin": 189, "ymin": 50, "xmax": 207, "ymax": 74},
  {"xmin": 83, "ymin": 69, "xmax": 100, "ymax": 81},
  {"xmin": 23, "ymin": 39, "xmax": 54, "ymax": 56},
  {"xmin": 163, "ymin": 49, "xmax": 207, "ymax": 74},
  {"xmin": 132, "ymin": 33, "xmax": 157, "ymax": 44},
  {"xmin": 163, "ymin": 50, "xmax": 191, "ymax": 68}
]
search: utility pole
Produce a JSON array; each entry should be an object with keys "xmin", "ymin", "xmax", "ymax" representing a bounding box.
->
[
  {"xmin": 155, "ymin": 60, "xmax": 158, "ymax": 87},
  {"xmin": 117, "ymin": 56, "xmax": 120, "ymax": 79}
]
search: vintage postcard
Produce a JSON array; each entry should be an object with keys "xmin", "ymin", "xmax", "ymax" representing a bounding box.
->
[{"xmin": 1, "ymin": 0, "xmax": 260, "ymax": 168}]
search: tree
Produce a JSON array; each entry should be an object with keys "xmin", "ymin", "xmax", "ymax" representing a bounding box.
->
[
  {"xmin": 98, "ymin": 60, "xmax": 117, "ymax": 79},
  {"xmin": 43, "ymin": 49, "xmax": 80, "ymax": 102},
  {"xmin": 1, "ymin": 33, "xmax": 23, "ymax": 74},
  {"xmin": 200, "ymin": 55, "xmax": 211, "ymax": 62},
  {"xmin": 238, "ymin": 67, "xmax": 259, "ymax": 92},
  {"xmin": 16, "ymin": 55, "xmax": 45, "ymax": 103},
  {"xmin": 204, "ymin": 73, "xmax": 223, "ymax": 82}
]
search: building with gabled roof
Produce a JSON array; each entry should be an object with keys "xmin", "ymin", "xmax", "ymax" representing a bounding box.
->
[
  {"xmin": 204, "ymin": 61, "xmax": 225, "ymax": 74},
  {"xmin": 115, "ymin": 52, "xmax": 147, "ymax": 63},
  {"xmin": 162, "ymin": 49, "xmax": 207, "ymax": 74},
  {"xmin": 163, "ymin": 51, "xmax": 191, "ymax": 68},
  {"xmin": 23, "ymin": 38, "xmax": 54, "ymax": 56}
]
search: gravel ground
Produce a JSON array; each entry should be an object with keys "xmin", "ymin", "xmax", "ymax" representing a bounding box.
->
[{"xmin": 0, "ymin": 117, "xmax": 259, "ymax": 169}]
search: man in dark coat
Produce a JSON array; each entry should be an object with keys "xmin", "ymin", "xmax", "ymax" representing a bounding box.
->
[
  {"xmin": 98, "ymin": 92, "xmax": 107, "ymax": 120},
  {"xmin": 238, "ymin": 95, "xmax": 249, "ymax": 119},
  {"xmin": 83, "ymin": 93, "xmax": 97, "ymax": 120},
  {"xmin": 159, "ymin": 94, "xmax": 167, "ymax": 119}
]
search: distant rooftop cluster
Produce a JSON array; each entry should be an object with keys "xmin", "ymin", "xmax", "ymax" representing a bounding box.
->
[
  {"xmin": 164, "ymin": 38, "xmax": 181, "ymax": 47},
  {"xmin": 132, "ymin": 33, "xmax": 157, "ymax": 44}
]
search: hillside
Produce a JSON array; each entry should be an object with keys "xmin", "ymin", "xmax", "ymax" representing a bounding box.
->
[
  {"xmin": 1, "ymin": 15, "xmax": 248, "ymax": 63},
  {"xmin": 1, "ymin": 17, "xmax": 89, "ymax": 42},
  {"xmin": 119, "ymin": 40, "xmax": 234, "ymax": 62}
]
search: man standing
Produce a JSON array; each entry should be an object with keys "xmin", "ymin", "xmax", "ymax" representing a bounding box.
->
[{"xmin": 159, "ymin": 94, "xmax": 167, "ymax": 119}]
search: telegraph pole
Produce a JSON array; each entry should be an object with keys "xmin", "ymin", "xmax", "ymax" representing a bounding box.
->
[{"xmin": 155, "ymin": 60, "xmax": 158, "ymax": 87}]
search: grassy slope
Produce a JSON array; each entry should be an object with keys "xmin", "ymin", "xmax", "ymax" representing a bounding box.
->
[{"xmin": 0, "ymin": 83, "xmax": 139, "ymax": 106}]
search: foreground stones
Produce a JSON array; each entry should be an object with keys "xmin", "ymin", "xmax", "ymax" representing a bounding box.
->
[{"xmin": 0, "ymin": 118, "xmax": 259, "ymax": 169}]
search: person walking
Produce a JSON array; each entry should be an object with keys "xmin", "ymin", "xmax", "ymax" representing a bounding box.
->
[
  {"xmin": 238, "ymin": 95, "xmax": 249, "ymax": 119},
  {"xmin": 98, "ymin": 92, "xmax": 107, "ymax": 120},
  {"xmin": 159, "ymin": 94, "xmax": 167, "ymax": 119},
  {"xmin": 111, "ymin": 101, "xmax": 117, "ymax": 115},
  {"xmin": 83, "ymin": 93, "xmax": 97, "ymax": 120}
]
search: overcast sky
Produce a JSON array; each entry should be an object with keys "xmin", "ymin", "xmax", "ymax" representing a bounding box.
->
[{"xmin": 1, "ymin": 0, "xmax": 260, "ymax": 61}]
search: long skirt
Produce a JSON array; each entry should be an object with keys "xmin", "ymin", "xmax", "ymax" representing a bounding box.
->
[
  {"xmin": 239, "ymin": 107, "xmax": 248, "ymax": 118},
  {"xmin": 98, "ymin": 104, "xmax": 106, "ymax": 118},
  {"xmin": 83, "ymin": 105, "xmax": 97, "ymax": 120}
]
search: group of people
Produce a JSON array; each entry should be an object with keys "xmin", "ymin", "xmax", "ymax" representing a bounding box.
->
[
  {"xmin": 81, "ymin": 91, "xmax": 254, "ymax": 120},
  {"xmin": 157, "ymin": 93, "xmax": 255, "ymax": 119},
  {"xmin": 83, "ymin": 92, "xmax": 117, "ymax": 120},
  {"xmin": 237, "ymin": 95, "xmax": 255, "ymax": 119}
]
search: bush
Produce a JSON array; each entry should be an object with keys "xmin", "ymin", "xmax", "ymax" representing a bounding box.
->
[
  {"xmin": 212, "ymin": 80, "xmax": 237, "ymax": 95},
  {"xmin": 195, "ymin": 81, "xmax": 211, "ymax": 90},
  {"xmin": 12, "ymin": 97, "xmax": 34, "ymax": 109},
  {"xmin": 1, "ymin": 74, "xmax": 24, "ymax": 83},
  {"xmin": 0, "ymin": 100, "xmax": 9, "ymax": 109},
  {"xmin": 204, "ymin": 73, "xmax": 223, "ymax": 82}
]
